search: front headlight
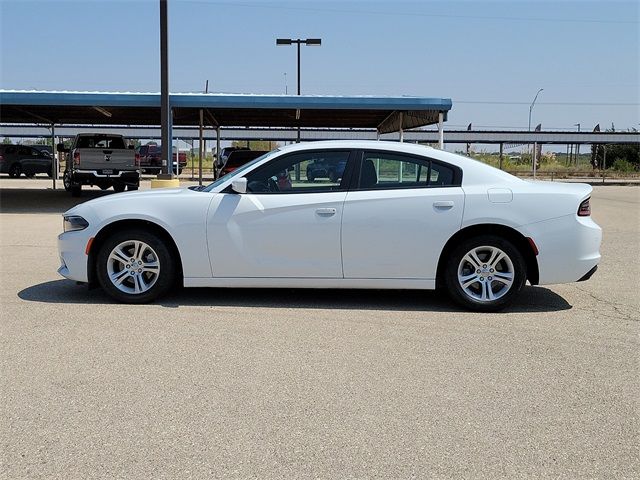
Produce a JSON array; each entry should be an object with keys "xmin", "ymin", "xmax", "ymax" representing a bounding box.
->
[{"xmin": 63, "ymin": 215, "xmax": 89, "ymax": 233}]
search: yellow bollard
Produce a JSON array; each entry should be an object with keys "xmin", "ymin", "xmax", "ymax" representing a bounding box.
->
[{"xmin": 150, "ymin": 178, "xmax": 180, "ymax": 189}]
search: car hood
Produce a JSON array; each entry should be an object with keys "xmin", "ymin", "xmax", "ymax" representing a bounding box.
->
[{"xmin": 63, "ymin": 187, "xmax": 205, "ymax": 216}]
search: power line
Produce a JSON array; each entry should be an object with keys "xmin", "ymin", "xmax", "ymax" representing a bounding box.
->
[
  {"xmin": 199, "ymin": 1, "xmax": 638, "ymax": 25},
  {"xmin": 456, "ymin": 101, "xmax": 639, "ymax": 106}
]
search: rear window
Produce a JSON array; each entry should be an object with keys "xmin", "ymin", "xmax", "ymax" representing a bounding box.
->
[{"xmin": 77, "ymin": 136, "xmax": 126, "ymax": 149}]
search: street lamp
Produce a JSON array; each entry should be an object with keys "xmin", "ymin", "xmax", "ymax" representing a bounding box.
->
[
  {"xmin": 528, "ymin": 88, "xmax": 544, "ymax": 131},
  {"xmin": 528, "ymin": 88, "xmax": 543, "ymax": 177},
  {"xmin": 276, "ymin": 37, "xmax": 322, "ymax": 142}
]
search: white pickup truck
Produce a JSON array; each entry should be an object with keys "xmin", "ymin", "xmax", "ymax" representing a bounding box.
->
[{"xmin": 58, "ymin": 134, "xmax": 140, "ymax": 197}]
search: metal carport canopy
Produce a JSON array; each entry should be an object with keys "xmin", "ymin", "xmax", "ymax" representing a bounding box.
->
[{"xmin": 0, "ymin": 90, "xmax": 452, "ymax": 132}]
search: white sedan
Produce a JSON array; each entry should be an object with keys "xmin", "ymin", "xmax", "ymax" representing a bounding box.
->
[{"xmin": 57, "ymin": 141, "xmax": 602, "ymax": 311}]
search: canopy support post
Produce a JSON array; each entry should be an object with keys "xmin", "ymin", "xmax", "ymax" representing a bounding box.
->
[
  {"xmin": 438, "ymin": 112, "xmax": 444, "ymax": 149},
  {"xmin": 51, "ymin": 123, "xmax": 56, "ymax": 190},
  {"xmin": 399, "ymin": 112, "xmax": 404, "ymax": 142},
  {"xmin": 216, "ymin": 126, "xmax": 221, "ymax": 179},
  {"xmin": 198, "ymin": 109, "xmax": 204, "ymax": 186}
]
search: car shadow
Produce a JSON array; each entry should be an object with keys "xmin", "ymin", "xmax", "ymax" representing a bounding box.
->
[
  {"xmin": 18, "ymin": 280, "xmax": 572, "ymax": 313},
  {"xmin": 0, "ymin": 187, "xmax": 114, "ymax": 214}
]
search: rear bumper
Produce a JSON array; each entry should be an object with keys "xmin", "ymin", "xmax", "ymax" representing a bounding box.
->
[
  {"xmin": 74, "ymin": 169, "xmax": 140, "ymax": 185},
  {"xmin": 519, "ymin": 214, "xmax": 602, "ymax": 285},
  {"xmin": 578, "ymin": 265, "xmax": 598, "ymax": 282}
]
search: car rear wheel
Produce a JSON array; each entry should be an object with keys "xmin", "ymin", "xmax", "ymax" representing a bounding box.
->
[
  {"xmin": 96, "ymin": 229, "xmax": 175, "ymax": 303},
  {"xmin": 8, "ymin": 164, "xmax": 21, "ymax": 178},
  {"xmin": 444, "ymin": 235, "xmax": 526, "ymax": 312},
  {"xmin": 113, "ymin": 182, "xmax": 126, "ymax": 193}
]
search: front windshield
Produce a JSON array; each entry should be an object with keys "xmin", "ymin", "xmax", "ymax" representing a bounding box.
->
[{"xmin": 201, "ymin": 149, "xmax": 280, "ymax": 192}]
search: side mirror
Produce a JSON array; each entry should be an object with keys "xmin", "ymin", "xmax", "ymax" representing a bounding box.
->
[
  {"xmin": 231, "ymin": 177, "xmax": 247, "ymax": 194},
  {"xmin": 56, "ymin": 143, "xmax": 69, "ymax": 153}
]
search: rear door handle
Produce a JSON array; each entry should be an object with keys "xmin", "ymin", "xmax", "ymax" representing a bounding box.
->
[
  {"xmin": 316, "ymin": 208, "xmax": 337, "ymax": 216},
  {"xmin": 433, "ymin": 201, "xmax": 454, "ymax": 209}
]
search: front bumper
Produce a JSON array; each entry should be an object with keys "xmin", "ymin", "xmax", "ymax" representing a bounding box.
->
[{"xmin": 57, "ymin": 231, "xmax": 91, "ymax": 283}]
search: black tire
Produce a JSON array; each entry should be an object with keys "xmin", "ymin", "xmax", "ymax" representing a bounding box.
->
[
  {"xmin": 96, "ymin": 228, "xmax": 176, "ymax": 304},
  {"xmin": 127, "ymin": 184, "xmax": 138, "ymax": 191},
  {"xmin": 71, "ymin": 184, "xmax": 82, "ymax": 197},
  {"xmin": 444, "ymin": 235, "xmax": 526, "ymax": 312},
  {"xmin": 63, "ymin": 170, "xmax": 74, "ymax": 192},
  {"xmin": 113, "ymin": 183, "xmax": 126, "ymax": 193},
  {"xmin": 8, "ymin": 164, "xmax": 21, "ymax": 178},
  {"xmin": 24, "ymin": 171, "xmax": 35, "ymax": 178}
]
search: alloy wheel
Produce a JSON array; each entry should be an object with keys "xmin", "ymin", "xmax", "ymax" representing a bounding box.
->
[
  {"xmin": 106, "ymin": 240, "xmax": 160, "ymax": 295},
  {"xmin": 457, "ymin": 245, "xmax": 515, "ymax": 302}
]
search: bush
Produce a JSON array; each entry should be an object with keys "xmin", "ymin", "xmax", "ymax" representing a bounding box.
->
[{"xmin": 612, "ymin": 158, "xmax": 636, "ymax": 172}]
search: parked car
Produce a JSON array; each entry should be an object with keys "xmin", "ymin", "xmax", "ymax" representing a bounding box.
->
[
  {"xmin": 0, "ymin": 144, "xmax": 53, "ymax": 178},
  {"xmin": 136, "ymin": 144, "xmax": 187, "ymax": 174},
  {"xmin": 218, "ymin": 150, "xmax": 267, "ymax": 177},
  {"xmin": 306, "ymin": 157, "xmax": 347, "ymax": 182},
  {"xmin": 57, "ymin": 140, "xmax": 601, "ymax": 311},
  {"xmin": 58, "ymin": 134, "xmax": 139, "ymax": 197},
  {"xmin": 31, "ymin": 145, "xmax": 53, "ymax": 157},
  {"xmin": 215, "ymin": 146, "xmax": 250, "ymax": 173}
]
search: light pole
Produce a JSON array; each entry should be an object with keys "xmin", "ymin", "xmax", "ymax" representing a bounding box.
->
[
  {"xmin": 574, "ymin": 123, "xmax": 581, "ymax": 166},
  {"xmin": 276, "ymin": 38, "xmax": 321, "ymax": 142},
  {"xmin": 528, "ymin": 88, "xmax": 543, "ymax": 174},
  {"xmin": 528, "ymin": 88, "xmax": 544, "ymax": 132}
]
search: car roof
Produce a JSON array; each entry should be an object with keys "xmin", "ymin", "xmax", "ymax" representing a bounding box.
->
[{"xmin": 274, "ymin": 140, "xmax": 522, "ymax": 186}]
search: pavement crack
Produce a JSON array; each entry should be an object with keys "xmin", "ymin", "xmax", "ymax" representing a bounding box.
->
[{"xmin": 572, "ymin": 285, "xmax": 638, "ymax": 322}]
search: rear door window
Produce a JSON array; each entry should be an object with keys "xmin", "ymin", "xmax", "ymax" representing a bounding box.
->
[{"xmin": 355, "ymin": 150, "xmax": 460, "ymax": 190}]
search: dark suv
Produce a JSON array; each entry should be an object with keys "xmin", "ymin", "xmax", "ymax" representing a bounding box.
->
[
  {"xmin": 306, "ymin": 157, "xmax": 347, "ymax": 182},
  {"xmin": 219, "ymin": 150, "xmax": 267, "ymax": 177},
  {"xmin": 0, "ymin": 144, "xmax": 53, "ymax": 178}
]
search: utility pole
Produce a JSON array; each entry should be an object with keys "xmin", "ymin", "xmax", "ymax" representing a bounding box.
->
[{"xmin": 159, "ymin": 0, "xmax": 171, "ymax": 179}]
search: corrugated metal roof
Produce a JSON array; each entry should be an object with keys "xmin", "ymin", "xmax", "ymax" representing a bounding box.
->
[{"xmin": 0, "ymin": 90, "xmax": 452, "ymax": 130}]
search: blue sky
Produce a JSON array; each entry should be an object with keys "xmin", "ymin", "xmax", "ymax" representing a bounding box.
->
[{"xmin": 1, "ymin": 0, "xmax": 638, "ymax": 131}]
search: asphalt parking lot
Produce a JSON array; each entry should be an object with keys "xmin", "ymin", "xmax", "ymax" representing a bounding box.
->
[{"xmin": 1, "ymin": 178, "xmax": 638, "ymax": 479}]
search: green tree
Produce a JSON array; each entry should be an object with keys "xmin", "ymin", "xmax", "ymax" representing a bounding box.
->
[
  {"xmin": 593, "ymin": 128, "xmax": 639, "ymax": 170},
  {"xmin": 2, "ymin": 138, "xmax": 12, "ymax": 144}
]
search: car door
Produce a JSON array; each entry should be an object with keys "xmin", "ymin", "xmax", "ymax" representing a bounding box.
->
[
  {"xmin": 31, "ymin": 148, "xmax": 51, "ymax": 173},
  {"xmin": 207, "ymin": 149, "xmax": 355, "ymax": 278},
  {"xmin": 341, "ymin": 150, "xmax": 464, "ymax": 279},
  {"xmin": 17, "ymin": 146, "xmax": 38, "ymax": 171}
]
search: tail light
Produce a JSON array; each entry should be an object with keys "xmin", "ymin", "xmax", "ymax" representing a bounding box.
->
[
  {"xmin": 135, "ymin": 152, "xmax": 140, "ymax": 167},
  {"xmin": 73, "ymin": 150, "xmax": 81, "ymax": 166},
  {"xmin": 0, "ymin": 154, "xmax": 4, "ymax": 163},
  {"xmin": 578, "ymin": 198, "xmax": 591, "ymax": 217}
]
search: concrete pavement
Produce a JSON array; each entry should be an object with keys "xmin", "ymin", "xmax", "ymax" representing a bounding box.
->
[{"xmin": 0, "ymin": 180, "xmax": 638, "ymax": 479}]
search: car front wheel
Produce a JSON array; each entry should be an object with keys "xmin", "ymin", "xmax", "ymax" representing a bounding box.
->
[
  {"xmin": 96, "ymin": 229, "xmax": 175, "ymax": 303},
  {"xmin": 444, "ymin": 235, "xmax": 526, "ymax": 312},
  {"xmin": 9, "ymin": 164, "xmax": 21, "ymax": 178}
]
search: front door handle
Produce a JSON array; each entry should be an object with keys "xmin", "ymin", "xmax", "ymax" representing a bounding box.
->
[
  {"xmin": 433, "ymin": 201, "xmax": 454, "ymax": 209},
  {"xmin": 316, "ymin": 208, "xmax": 337, "ymax": 216}
]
